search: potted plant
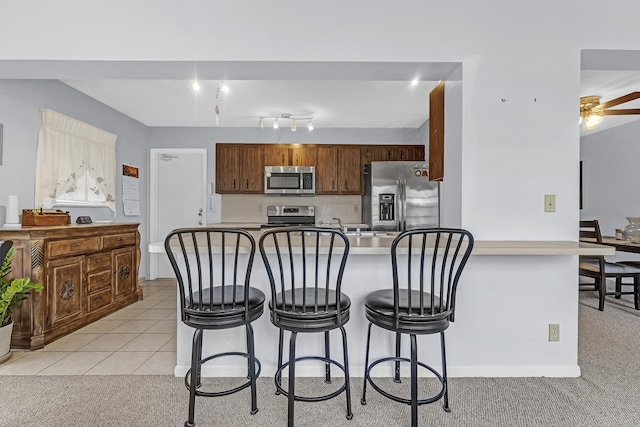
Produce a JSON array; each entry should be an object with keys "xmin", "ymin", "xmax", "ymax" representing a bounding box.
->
[{"xmin": 0, "ymin": 245, "xmax": 43, "ymax": 362}]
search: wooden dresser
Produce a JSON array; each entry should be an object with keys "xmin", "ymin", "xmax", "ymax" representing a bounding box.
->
[{"xmin": 0, "ymin": 223, "xmax": 142, "ymax": 350}]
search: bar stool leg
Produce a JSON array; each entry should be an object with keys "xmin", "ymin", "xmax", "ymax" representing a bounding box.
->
[
  {"xmin": 276, "ymin": 329, "xmax": 284, "ymax": 395},
  {"xmin": 410, "ymin": 334, "xmax": 418, "ymax": 427},
  {"xmin": 340, "ymin": 326, "xmax": 353, "ymax": 420},
  {"xmin": 441, "ymin": 332, "xmax": 450, "ymax": 413},
  {"xmin": 288, "ymin": 331, "xmax": 298, "ymax": 427},
  {"xmin": 635, "ymin": 276, "xmax": 640, "ymax": 310},
  {"xmin": 361, "ymin": 322, "xmax": 373, "ymax": 405},
  {"xmin": 246, "ymin": 324, "xmax": 259, "ymax": 415},
  {"xmin": 324, "ymin": 331, "xmax": 332, "ymax": 383},
  {"xmin": 394, "ymin": 333, "xmax": 402, "ymax": 383},
  {"xmin": 615, "ymin": 278, "xmax": 622, "ymax": 299},
  {"xmin": 598, "ymin": 277, "xmax": 605, "ymax": 311},
  {"xmin": 186, "ymin": 328, "xmax": 202, "ymax": 427}
]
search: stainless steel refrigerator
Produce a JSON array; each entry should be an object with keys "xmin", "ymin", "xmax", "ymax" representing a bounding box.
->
[{"xmin": 362, "ymin": 161, "xmax": 439, "ymax": 231}]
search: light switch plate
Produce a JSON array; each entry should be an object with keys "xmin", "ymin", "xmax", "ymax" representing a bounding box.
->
[{"xmin": 544, "ymin": 194, "xmax": 556, "ymax": 212}]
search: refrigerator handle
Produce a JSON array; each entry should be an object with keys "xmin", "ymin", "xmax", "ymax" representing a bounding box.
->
[
  {"xmin": 396, "ymin": 178, "xmax": 401, "ymax": 232},
  {"xmin": 401, "ymin": 178, "xmax": 407, "ymax": 231}
]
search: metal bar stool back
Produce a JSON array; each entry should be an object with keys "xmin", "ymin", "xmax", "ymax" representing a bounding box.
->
[
  {"xmin": 361, "ymin": 228, "xmax": 474, "ymax": 427},
  {"xmin": 165, "ymin": 228, "xmax": 265, "ymax": 427},
  {"xmin": 259, "ymin": 226, "xmax": 353, "ymax": 427}
]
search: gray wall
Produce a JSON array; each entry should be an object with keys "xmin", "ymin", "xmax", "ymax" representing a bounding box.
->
[
  {"xmin": 0, "ymin": 79, "xmax": 149, "ymax": 273},
  {"xmin": 580, "ymin": 119, "xmax": 640, "ymax": 261},
  {"xmin": 1, "ymin": 80, "xmax": 426, "ymax": 278}
]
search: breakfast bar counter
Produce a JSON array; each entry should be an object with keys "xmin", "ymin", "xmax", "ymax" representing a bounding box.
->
[{"xmin": 149, "ymin": 232, "xmax": 612, "ymax": 379}]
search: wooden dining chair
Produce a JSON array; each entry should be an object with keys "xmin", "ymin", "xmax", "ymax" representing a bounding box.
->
[{"xmin": 579, "ymin": 220, "xmax": 640, "ymax": 311}]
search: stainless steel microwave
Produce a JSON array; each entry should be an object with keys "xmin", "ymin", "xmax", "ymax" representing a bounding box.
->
[{"xmin": 264, "ymin": 166, "xmax": 315, "ymax": 195}]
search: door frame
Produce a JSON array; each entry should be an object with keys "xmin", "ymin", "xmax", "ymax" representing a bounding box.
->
[{"xmin": 149, "ymin": 148, "xmax": 208, "ymax": 279}]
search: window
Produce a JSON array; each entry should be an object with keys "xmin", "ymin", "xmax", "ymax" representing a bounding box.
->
[{"xmin": 35, "ymin": 109, "xmax": 117, "ymax": 212}]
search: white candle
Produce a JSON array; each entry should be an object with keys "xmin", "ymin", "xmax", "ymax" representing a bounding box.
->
[{"xmin": 5, "ymin": 195, "xmax": 19, "ymax": 225}]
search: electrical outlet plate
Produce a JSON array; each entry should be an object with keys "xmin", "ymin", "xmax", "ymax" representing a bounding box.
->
[
  {"xmin": 548, "ymin": 323, "xmax": 560, "ymax": 342},
  {"xmin": 544, "ymin": 194, "xmax": 556, "ymax": 212}
]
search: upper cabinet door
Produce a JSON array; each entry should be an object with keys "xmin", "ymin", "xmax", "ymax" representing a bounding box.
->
[
  {"xmin": 316, "ymin": 147, "xmax": 339, "ymax": 193},
  {"xmin": 216, "ymin": 144, "xmax": 264, "ymax": 193},
  {"xmin": 429, "ymin": 81, "xmax": 445, "ymax": 181},
  {"xmin": 264, "ymin": 146, "xmax": 290, "ymax": 166},
  {"xmin": 338, "ymin": 146, "xmax": 362, "ymax": 194},
  {"xmin": 291, "ymin": 146, "xmax": 317, "ymax": 166}
]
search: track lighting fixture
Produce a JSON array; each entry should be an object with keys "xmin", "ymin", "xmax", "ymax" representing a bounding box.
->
[
  {"xmin": 258, "ymin": 113, "xmax": 314, "ymax": 131},
  {"xmin": 191, "ymin": 80, "xmax": 201, "ymax": 91},
  {"xmin": 218, "ymin": 81, "xmax": 230, "ymax": 93}
]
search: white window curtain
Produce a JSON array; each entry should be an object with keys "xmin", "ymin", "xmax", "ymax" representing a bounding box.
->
[{"xmin": 35, "ymin": 109, "xmax": 117, "ymax": 212}]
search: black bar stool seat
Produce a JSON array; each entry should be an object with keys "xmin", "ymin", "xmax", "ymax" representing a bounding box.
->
[
  {"xmin": 361, "ymin": 228, "xmax": 474, "ymax": 427},
  {"xmin": 259, "ymin": 226, "xmax": 353, "ymax": 427},
  {"xmin": 165, "ymin": 228, "xmax": 264, "ymax": 427}
]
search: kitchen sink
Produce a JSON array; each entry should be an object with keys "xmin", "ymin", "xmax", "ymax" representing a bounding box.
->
[{"xmin": 344, "ymin": 231, "xmax": 395, "ymax": 237}]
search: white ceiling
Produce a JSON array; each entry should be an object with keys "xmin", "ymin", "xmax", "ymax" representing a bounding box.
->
[{"xmin": 62, "ymin": 79, "xmax": 438, "ymax": 128}]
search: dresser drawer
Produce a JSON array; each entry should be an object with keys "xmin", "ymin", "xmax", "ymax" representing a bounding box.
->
[
  {"xmin": 87, "ymin": 288, "xmax": 113, "ymax": 313},
  {"xmin": 47, "ymin": 237, "xmax": 100, "ymax": 258},
  {"xmin": 86, "ymin": 253, "xmax": 112, "ymax": 272},
  {"xmin": 102, "ymin": 233, "xmax": 136, "ymax": 249},
  {"xmin": 87, "ymin": 269, "xmax": 112, "ymax": 293}
]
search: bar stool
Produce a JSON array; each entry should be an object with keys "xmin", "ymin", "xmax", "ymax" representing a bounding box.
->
[
  {"xmin": 258, "ymin": 226, "xmax": 353, "ymax": 427},
  {"xmin": 361, "ymin": 228, "xmax": 474, "ymax": 427},
  {"xmin": 165, "ymin": 228, "xmax": 265, "ymax": 427}
]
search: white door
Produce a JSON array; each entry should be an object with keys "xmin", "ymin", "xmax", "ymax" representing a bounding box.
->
[{"xmin": 150, "ymin": 149, "xmax": 207, "ymax": 279}]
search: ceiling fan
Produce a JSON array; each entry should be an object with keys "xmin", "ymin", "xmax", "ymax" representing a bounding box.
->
[{"xmin": 580, "ymin": 92, "xmax": 640, "ymax": 129}]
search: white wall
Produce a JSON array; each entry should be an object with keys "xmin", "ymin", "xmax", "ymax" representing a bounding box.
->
[{"xmin": 4, "ymin": 0, "xmax": 640, "ymax": 374}]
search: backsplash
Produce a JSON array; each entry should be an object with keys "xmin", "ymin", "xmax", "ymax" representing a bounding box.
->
[{"xmin": 219, "ymin": 194, "xmax": 362, "ymax": 224}]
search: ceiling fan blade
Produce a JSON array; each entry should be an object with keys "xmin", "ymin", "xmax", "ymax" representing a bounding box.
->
[
  {"xmin": 602, "ymin": 109, "xmax": 640, "ymax": 116},
  {"xmin": 601, "ymin": 92, "xmax": 640, "ymax": 109}
]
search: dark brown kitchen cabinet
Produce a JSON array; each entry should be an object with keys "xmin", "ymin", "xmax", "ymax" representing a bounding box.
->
[
  {"xmin": 291, "ymin": 146, "xmax": 317, "ymax": 166},
  {"xmin": 429, "ymin": 81, "xmax": 445, "ymax": 181},
  {"xmin": 264, "ymin": 146, "xmax": 290, "ymax": 166},
  {"xmin": 361, "ymin": 145, "xmax": 425, "ymax": 165},
  {"xmin": 216, "ymin": 144, "xmax": 264, "ymax": 193},
  {"xmin": 0, "ymin": 223, "xmax": 141, "ymax": 350},
  {"xmin": 316, "ymin": 146, "xmax": 362, "ymax": 195}
]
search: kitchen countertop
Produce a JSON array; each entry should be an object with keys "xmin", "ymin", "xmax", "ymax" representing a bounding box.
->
[{"xmin": 150, "ymin": 230, "xmax": 613, "ymax": 256}]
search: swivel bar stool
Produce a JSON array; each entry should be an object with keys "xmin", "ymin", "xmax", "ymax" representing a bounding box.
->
[
  {"xmin": 259, "ymin": 226, "xmax": 353, "ymax": 427},
  {"xmin": 361, "ymin": 228, "xmax": 474, "ymax": 427},
  {"xmin": 165, "ymin": 228, "xmax": 265, "ymax": 427}
]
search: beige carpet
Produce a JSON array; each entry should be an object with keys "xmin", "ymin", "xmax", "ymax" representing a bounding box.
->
[{"xmin": 1, "ymin": 291, "xmax": 638, "ymax": 427}]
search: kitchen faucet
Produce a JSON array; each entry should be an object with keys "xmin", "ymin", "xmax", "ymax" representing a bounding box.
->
[{"xmin": 332, "ymin": 217, "xmax": 347, "ymax": 233}]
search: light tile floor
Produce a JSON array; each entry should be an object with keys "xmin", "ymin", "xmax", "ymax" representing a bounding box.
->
[{"xmin": 0, "ymin": 279, "xmax": 177, "ymax": 376}]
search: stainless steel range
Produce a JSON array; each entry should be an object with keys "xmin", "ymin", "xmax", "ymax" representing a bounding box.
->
[{"xmin": 261, "ymin": 205, "xmax": 316, "ymax": 228}]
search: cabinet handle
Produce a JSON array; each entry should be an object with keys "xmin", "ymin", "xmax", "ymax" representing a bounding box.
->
[
  {"xmin": 94, "ymin": 296, "xmax": 104, "ymax": 302},
  {"xmin": 96, "ymin": 258, "xmax": 105, "ymax": 263},
  {"xmin": 332, "ymin": 180, "xmax": 335, "ymax": 190},
  {"xmin": 246, "ymin": 179, "xmax": 249, "ymax": 189},
  {"xmin": 233, "ymin": 179, "xmax": 236, "ymax": 189},
  {"xmin": 96, "ymin": 277, "xmax": 104, "ymax": 282},
  {"xmin": 116, "ymin": 237, "xmax": 123, "ymax": 241},
  {"xmin": 71, "ymin": 243, "xmax": 81, "ymax": 248}
]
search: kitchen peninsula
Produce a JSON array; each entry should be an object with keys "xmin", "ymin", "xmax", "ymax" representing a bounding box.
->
[{"xmin": 151, "ymin": 231, "xmax": 611, "ymax": 379}]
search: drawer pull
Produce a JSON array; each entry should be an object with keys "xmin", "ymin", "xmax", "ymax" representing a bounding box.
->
[
  {"xmin": 71, "ymin": 243, "xmax": 81, "ymax": 248},
  {"xmin": 96, "ymin": 277, "xmax": 104, "ymax": 282},
  {"xmin": 96, "ymin": 258, "xmax": 105, "ymax": 263},
  {"xmin": 117, "ymin": 237, "xmax": 123, "ymax": 241},
  {"xmin": 94, "ymin": 296, "xmax": 104, "ymax": 302}
]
